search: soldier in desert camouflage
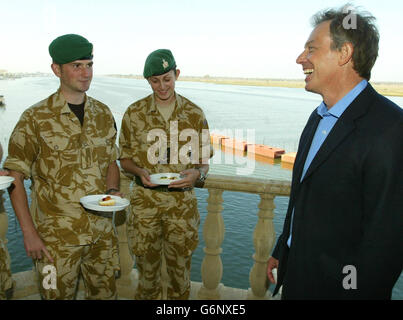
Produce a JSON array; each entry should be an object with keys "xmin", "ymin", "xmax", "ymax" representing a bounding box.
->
[
  {"xmin": 119, "ymin": 49, "xmax": 212, "ymax": 299},
  {"xmin": 0, "ymin": 143, "xmax": 14, "ymax": 300},
  {"xmin": 4, "ymin": 34, "xmax": 122, "ymax": 300}
]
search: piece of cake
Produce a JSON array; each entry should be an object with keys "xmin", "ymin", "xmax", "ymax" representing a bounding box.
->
[{"xmin": 99, "ymin": 195, "xmax": 116, "ymax": 206}]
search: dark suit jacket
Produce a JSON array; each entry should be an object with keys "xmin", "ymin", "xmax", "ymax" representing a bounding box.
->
[{"xmin": 272, "ymin": 84, "xmax": 403, "ymax": 299}]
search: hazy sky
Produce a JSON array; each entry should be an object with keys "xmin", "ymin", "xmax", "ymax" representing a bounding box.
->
[{"xmin": 1, "ymin": 0, "xmax": 402, "ymax": 81}]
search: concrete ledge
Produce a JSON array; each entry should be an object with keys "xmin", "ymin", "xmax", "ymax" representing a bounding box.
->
[{"xmin": 11, "ymin": 269, "xmax": 271, "ymax": 300}]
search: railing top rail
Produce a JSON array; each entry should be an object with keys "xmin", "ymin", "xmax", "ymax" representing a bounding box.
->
[{"xmin": 200, "ymin": 174, "xmax": 291, "ymax": 196}]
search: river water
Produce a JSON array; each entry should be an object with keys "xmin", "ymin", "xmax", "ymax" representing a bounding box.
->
[{"xmin": 0, "ymin": 76, "xmax": 402, "ymax": 299}]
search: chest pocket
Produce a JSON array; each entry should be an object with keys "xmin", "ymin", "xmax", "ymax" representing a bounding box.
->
[
  {"xmin": 39, "ymin": 133, "xmax": 78, "ymax": 186},
  {"xmin": 88, "ymin": 136, "xmax": 115, "ymax": 177}
]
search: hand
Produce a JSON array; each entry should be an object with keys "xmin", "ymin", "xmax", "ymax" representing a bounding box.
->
[
  {"xmin": 168, "ymin": 169, "xmax": 199, "ymax": 189},
  {"xmin": 23, "ymin": 229, "xmax": 54, "ymax": 263},
  {"xmin": 0, "ymin": 169, "xmax": 9, "ymax": 176},
  {"xmin": 267, "ymin": 256, "xmax": 279, "ymax": 284},
  {"xmin": 139, "ymin": 168, "xmax": 159, "ymax": 188},
  {"xmin": 107, "ymin": 189, "xmax": 124, "ymax": 198}
]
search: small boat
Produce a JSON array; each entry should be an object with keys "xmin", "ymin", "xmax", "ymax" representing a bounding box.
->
[{"xmin": 0, "ymin": 95, "xmax": 4, "ymax": 105}]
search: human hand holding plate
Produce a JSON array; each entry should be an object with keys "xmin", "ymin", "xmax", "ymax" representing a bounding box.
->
[
  {"xmin": 167, "ymin": 169, "xmax": 199, "ymax": 189},
  {"xmin": 139, "ymin": 168, "xmax": 160, "ymax": 187}
]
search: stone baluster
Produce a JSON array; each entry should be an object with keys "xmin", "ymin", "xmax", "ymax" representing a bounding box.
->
[
  {"xmin": 247, "ymin": 193, "xmax": 276, "ymax": 299},
  {"xmin": 197, "ymin": 189, "xmax": 224, "ymax": 300}
]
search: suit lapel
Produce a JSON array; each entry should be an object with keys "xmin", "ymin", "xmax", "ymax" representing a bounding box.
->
[
  {"xmin": 302, "ymin": 119, "xmax": 354, "ymax": 181},
  {"xmin": 293, "ymin": 111, "xmax": 321, "ymax": 187},
  {"xmin": 301, "ymin": 84, "xmax": 375, "ymax": 182}
]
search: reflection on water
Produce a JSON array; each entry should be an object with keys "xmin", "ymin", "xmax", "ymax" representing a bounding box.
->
[{"xmin": 0, "ymin": 77, "xmax": 402, "ymax": 299}]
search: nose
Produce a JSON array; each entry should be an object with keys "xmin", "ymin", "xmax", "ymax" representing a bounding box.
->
[
  {"xmin": 81, "ymin": 65, "xmax": 92, "ymax": 78},
  {"xmin": 296, "ymin": 49, "xmax": 307, "ymax": 65}
]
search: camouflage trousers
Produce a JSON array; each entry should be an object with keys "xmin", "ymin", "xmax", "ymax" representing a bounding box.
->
[
  {"xmin": 127, "ymin": 186, "xmax": 200, "ymax": 300},
  {"xmin": 0, "ymin": 238, "xmax": 13, "ymax": 300},
  {"xmin": 36, "ymin": 227, "xmax": 119, "ymax": 300}
]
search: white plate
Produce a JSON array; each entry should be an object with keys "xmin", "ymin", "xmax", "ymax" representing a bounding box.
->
[
  {"xmin": 0, "ymin": 176, "xmax": 15, "ymax": 190},
  {"xmin": 149, "ymin": 173, "xmax": 183, "ymax": 185},
  {"xmin": 80, "ymin": 194, "xmax": 130, "ymax": 212}
]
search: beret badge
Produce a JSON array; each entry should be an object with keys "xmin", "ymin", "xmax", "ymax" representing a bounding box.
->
[{"xmin": 162, "ymin": 59, "xmax": 169, "ymax": 70}]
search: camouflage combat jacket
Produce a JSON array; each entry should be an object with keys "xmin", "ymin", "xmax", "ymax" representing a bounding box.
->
[
  {"xmin": 119, "ymin": 93, "xmax": 211, "ymax": 177},
  {"xmin": 4, "ymin": 90, "xmax": 119, "ymax": 245}
]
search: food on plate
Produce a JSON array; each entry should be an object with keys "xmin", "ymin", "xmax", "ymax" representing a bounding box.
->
[
  {"xmin": 99, "ymin": 195, "xmax": 116, "ymax": 206},
  {"xmin": 160, "ymin": 176, "xmax": 178, "ymax": 180}
]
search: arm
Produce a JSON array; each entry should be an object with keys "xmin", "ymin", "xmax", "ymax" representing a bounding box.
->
[
  {"xmin": 170, "ymin": 110, "xmax": 211, "ymax": 189},
  {"xmin": 168, "ymin": 164, "xmax": 209, "ymax": 189},
  {"xmin": 4, "ymin": 110, "xmax": 52, "ymax": 262},
  {"xmin": 119, "ymin": 108, "xmax": 159, "ymax": 188},
  {"xmin": 120, "ymin": 158, "xmax": 159, "ymax": 187},
  {"xmin": 7, "ymin": 170, "xmax": 53, "ymax": 262},
  {"xmin": 350, "ymin": 119, "xmax": 403, "ymax": 298},
  {"xmin": 105, "ymin": 160, "xmax": 123, "ymax": 197},
  {"xmin": 0, "ymin": 143, "xmax": 7, "ymax": 176}
]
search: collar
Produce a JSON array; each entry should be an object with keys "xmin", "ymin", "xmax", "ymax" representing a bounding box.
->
[
  {"xmin": 148, "ymin": 92, "xmax": 182, "ymax": 114},
  {"xmin": 317, "ymin": 79, "xmax": 368, "ymax": 119},
  {"xmin": 52, "ymin": 89, "xmax": 90, "ymax": 115}
]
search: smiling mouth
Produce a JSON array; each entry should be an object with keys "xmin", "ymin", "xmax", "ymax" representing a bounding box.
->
[{"xmin": 304, "ymin": 69, "xmax": 314, "ymax": 75}]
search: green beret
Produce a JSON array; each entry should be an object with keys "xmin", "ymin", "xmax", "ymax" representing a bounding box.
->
[
  {"xmin": 143, "ymin": 49, "xmax": 176, "ymax": 78},
  {"xmin": 49, "ymin": 34, "xmax": 93, "ymax": 64}
]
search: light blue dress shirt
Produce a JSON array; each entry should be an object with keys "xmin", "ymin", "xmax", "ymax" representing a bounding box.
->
[{"xmin": 287, "ymin": 80, "xmax": 368, "ymax": 247}]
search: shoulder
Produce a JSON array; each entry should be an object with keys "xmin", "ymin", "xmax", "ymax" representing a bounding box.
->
[
  {"xmin": 178, "ymin": 94, "xmax": 206, "ymax": 118},
  {"xmin": 17, "ymin": 93, "xmax": 56, "ymax": 123},
  {"xmin": 123, "ymin": 95, "xmax": 153, "ymax": 117},
  {"xmin": 372, "ymin": 91, "xmax": 403, "ymax": 120},
  {"xmin": 362, "ymin": 86, "xmax": 403, "ymax": 129},
  {"xmin": 87, "ymin": 96, "xmax": 113, "ymax": 115},
  {"xmin": 352, "ymin": 86, "xmax": 403, "ymax": 154}
]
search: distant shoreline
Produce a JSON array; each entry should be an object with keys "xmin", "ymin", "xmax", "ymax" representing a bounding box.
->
[{"xmin": 107, "ymin": 74, "xmax": 403, "ymax": 97}]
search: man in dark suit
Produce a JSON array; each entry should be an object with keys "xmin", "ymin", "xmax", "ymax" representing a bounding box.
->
[{"xmin": 267, "ymin": 5, "xmax": 403, "ymax": 299}]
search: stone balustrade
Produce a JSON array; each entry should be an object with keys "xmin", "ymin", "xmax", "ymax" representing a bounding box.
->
[
  {"xmin": 4, "ymin": 173, "xmax": 291, "ymax": 300},
  {"xmin": 198, "ymin": 174, "xmax": 291, "ymax": 299},
  {"xmin": 114, "ymin": 172, "xmax": 291, "ymax": 300}
]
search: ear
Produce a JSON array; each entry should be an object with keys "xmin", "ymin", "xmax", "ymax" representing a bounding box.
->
[
  {"xmin": 175, "ymin": 69, "xmax": 180, "ymax": 80},
  {"xmin": 338, "ymin": 42, "xmax": 354, "ymax": 66},
  {"xmin": 51, "ymin": 63, "xmax": 62, "ymax": 78}
]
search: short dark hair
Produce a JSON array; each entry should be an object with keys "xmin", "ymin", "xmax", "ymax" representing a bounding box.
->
[{"xmin": 311, "ymin": 4, "xmax": 379, "ymax": 80}]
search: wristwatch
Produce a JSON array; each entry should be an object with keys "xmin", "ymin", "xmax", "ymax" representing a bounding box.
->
[
  {"xmin": 197, "ymin": 168, "xmax": 207, "ymax": 183},
  {"xmin": 105, "ymin": 188, "xmax": 120, "ymax": 194}
]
